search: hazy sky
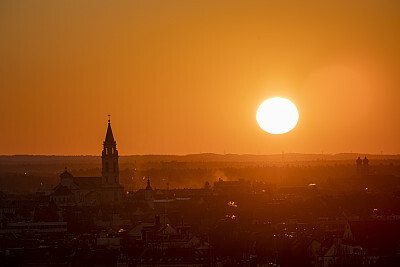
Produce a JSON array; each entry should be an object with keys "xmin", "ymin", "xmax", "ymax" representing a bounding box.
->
[{"xmin": 1, "ymin": 0, "xmax": 400, "ymax": 155}]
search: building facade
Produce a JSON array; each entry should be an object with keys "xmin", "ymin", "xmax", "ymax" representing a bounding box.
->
[{"xmin": 51, "ymin": 119, "xmax": 123, "ymax": 205}]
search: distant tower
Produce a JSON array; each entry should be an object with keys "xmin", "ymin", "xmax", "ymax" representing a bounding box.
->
[
  {"xmin": 363, "ymin": 156, "xmax": 369, "ymax": 175},
  {"xmin": 145, "ymin": 177, "xmax": 154, "ymax": 201},
  {"xmin": 102, "ymin": 117, "xmax": 119, "ymax": 185},
  {"xmin": 356, "ymin": 157, "xmax": 362, "ymax": 174}
]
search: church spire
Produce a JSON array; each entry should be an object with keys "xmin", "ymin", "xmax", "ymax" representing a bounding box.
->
[
  {"xmin": 102, "ymin": 117, "xmax": 119, "ymax": 186},
  {"xmin": 104, "ymin": 115, "xmax": 115, "ymax": 145},
  {"xmin": 146, "ymin": 177, "xmax": 152, "ymax": 190}
]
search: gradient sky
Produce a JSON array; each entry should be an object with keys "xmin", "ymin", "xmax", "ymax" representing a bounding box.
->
[{"xmin": 1, "ymin": 0, "xmax": 400, "ymax": 155}]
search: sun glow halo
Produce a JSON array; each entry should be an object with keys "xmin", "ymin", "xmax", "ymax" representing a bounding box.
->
[{"xmin": 256, "ymin": 97, "xmax": 299, "ymax": 134}]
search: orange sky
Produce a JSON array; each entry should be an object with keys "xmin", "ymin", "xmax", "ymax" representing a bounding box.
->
[{"xmin": 1, "ymin": 0, "xmax": 400, "ymax": 155}]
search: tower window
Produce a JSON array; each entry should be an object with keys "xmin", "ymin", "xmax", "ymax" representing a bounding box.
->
[
  {"xmin": 113, "ymin": 162, "xmax": 116, "ymax": 173},
  {"xmin": 105, "ymin": 162, "xmax": 109, "ymax": 172}
]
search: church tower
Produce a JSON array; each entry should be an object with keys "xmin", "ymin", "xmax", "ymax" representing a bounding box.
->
[
  {"xmin": 145, "ymin": 177, "xmax": 154, "ymax": 208},
  {"xmin": 102, "ymin": 118, "xmax": 119, "ymax": 185},
  {"xmin": 145, "ymin": 177, "xmax": 154, "ymax": 201}
]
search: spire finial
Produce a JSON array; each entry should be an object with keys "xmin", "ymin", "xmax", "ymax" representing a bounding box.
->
[
  {"xmin": 146, "ymin": 176, "xmax": 152, "ymax": 190},
  {"xmin": 108, "ymin": 114, "xmax": 111, "ymax": 123}
]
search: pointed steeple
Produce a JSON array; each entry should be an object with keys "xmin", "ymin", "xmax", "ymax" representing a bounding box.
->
[
  {"xmin": 102, "ymin": 116, "xmax": 119, "ymax": 187},
  {"xmin": 146, "ymin": 177, "xmax": 152, "ymax": 190},
  {"xmin": 144, "ymin": 177, "xmax": 153, "ymax": 201},
  {"xmin": 104, "ymin": 116, "xmax": 115, "ymax": 145}
]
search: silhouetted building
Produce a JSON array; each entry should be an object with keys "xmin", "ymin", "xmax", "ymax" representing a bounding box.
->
[
  {"xmin": 145, "ymin": 177, "xmax": 154, "ymax": 202},
  {"xmin": 101, "ymin": 119, "xmax": 123, "ymax": 202},
  {"xmin": 363, "ymin": 156, "xmax": 369, "ymax": 174},
  {"xmin": 356, "ymin": 156, "xmax": 369, "ymax": 175},
  {"xmin": 132, "ymin": 248, "xmax": 213, "ymax": 266},
  {"xmin": 356, "ymin": 156, "xmax": 362, "ymax": 174},
  {"xmin": 51, "ymin": 119, "xmax": 123, "ymax": 205},
  {"xmin": 213, "ymin": 178, "xmax": 251, "ymax": 195}
]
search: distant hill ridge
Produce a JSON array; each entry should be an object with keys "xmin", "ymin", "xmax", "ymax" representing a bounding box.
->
[{"xmin": 0, "ymin": 153, "xmax": 399, "ymax": 164}]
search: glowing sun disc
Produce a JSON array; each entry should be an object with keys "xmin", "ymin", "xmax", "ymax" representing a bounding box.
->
[{"xmin": 256, "ymin": 97, "xmax": 299, "ymax": 134}]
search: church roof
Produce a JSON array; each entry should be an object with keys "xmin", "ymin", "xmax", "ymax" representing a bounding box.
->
[
  {"xmin": 73, "ymin": 177, "xmax": 102, "ymax": 189},
  {"xmin": 60, "ymin": 168, "xmax": 73, "ymax": 179},
  {"xmin": 51, "ymin": 185, "xmax": 73, "ymax": 196},
  {"xmin": 104, "ymin": 120, "xmax": 115, "ymax": 145}
]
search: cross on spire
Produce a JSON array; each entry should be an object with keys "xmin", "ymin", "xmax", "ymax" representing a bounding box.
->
[{"xmin": 108, "ymin": 114, "xmax": 111, "ymax": 123}]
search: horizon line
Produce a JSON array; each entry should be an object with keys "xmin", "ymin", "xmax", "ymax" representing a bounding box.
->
[{"xmin": 1, "ymin": 152, "xmax": 399, "ymax": 157}]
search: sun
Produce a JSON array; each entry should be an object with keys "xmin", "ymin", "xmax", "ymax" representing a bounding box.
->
[{"xmin": 256, "ymin": 97, "xmax": 299, "ymax": 134}]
